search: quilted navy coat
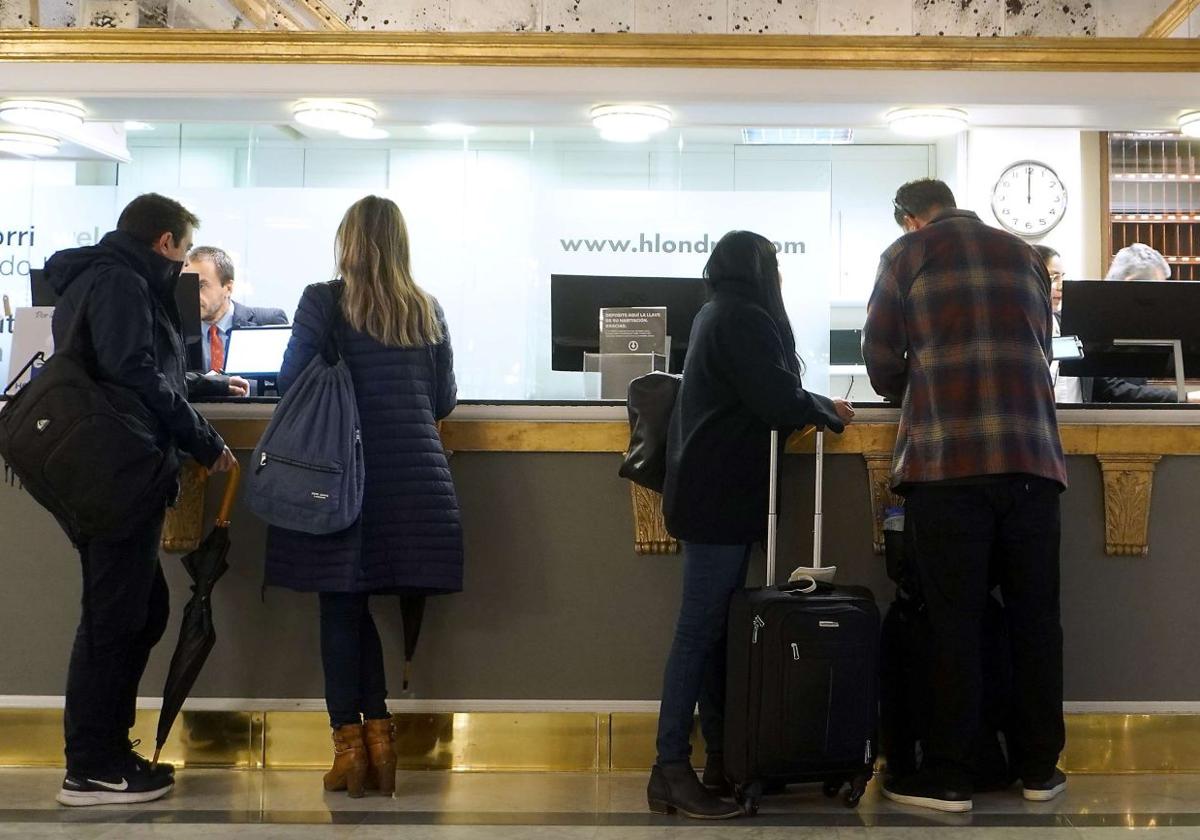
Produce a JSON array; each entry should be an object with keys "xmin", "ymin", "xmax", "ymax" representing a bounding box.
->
[{"xmin": 264, "ymin": 280, "xmax": 463, "ymax": 595}]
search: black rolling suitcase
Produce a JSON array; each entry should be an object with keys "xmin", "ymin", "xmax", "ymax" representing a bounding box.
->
[{"xmin": 724, "ymin": 429, "xmax": 880, "ymax": 814}]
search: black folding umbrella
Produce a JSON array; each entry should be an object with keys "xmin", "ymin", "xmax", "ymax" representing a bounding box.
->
[
  {"xmin": 399, "ymin": 594, "xmax": 425, "ymax": 692},
  {"xmin": 152, "ymin": 463, "xmax": 242, "ymax": 767}
]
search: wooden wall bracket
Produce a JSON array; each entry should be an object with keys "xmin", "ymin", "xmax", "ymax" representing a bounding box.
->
[
  {"xmin": 1097, "ymin": 454, "xmax": 1161, "ymax": 557},
  {"xmin": 161, "ymin": 460, "xmax": 208, "ymax": 553},
  {"xmin": 629, "ymin": 483, "xmax": 678, "ymax": 556},
  {"xmin": 863, "ymin": 452, "xmax": 903, "ymax": 555}
]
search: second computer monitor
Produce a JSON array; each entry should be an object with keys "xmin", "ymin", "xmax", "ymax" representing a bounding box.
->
[{"xmin": 550, "ymin": 274, "xmax": 707, "ymax": 372}]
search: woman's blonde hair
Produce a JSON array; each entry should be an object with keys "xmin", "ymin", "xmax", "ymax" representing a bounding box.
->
[{"xmin": 335, "ymin": 195, "xmax": 443, "ymax": 347}]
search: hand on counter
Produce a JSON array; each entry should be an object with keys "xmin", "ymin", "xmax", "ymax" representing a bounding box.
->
[
  {"xmin": 833, "ymin": 399, "xmax": 856, "ymax": 426},
  {"xmin": 227, "ymin": 376, "xmax": 250, "ymax": 398}
]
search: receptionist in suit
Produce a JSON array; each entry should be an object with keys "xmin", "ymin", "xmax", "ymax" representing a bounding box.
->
[{"xmin": 185, "ymin": 245, "xmax": 288, "ymax": 378}]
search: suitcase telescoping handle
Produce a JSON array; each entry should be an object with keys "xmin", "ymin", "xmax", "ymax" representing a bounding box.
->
[{"xmin": 766, "ymin": 428, "xmax": 824, "ymax": 586}]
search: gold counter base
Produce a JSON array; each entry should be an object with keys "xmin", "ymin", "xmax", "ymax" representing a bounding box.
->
[{"xmin": 2, "ymin": 709, "xmax": 1200, "ymax": 774}]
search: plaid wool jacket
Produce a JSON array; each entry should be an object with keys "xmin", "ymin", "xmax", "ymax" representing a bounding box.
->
[{"xmin": 862, "ymin": 209, "xmax": 1068, "ymax": 490}]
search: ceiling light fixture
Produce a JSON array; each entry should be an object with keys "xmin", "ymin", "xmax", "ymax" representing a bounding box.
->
[
  {"xmin": 292, "ymin": 100, "xmax": 377, "ymax": 134},
  {"xmin": 425, "ymin": 122, "xmax": 477, "ymax": 138},
  {"xmin": 0, "ymin": 130, "xmax": 61, "ymax": 157},
  {"xmin": 123, "ymin": 120, "xmax": 154, "ymax": 132},
  {"xmin": 589, "ymin": 104, "xmax": 672, "ymax": 143},
  {"xmin": 885, "ymin": 107, "xmax": 969, "ymax": 138},
  {"xmin": 0, "ymin": 99, "xmax": 86, "ymax": 134},
  {"xmin": 1179, "ymin": 111, "xmax": 1200, "ymax": 138}
]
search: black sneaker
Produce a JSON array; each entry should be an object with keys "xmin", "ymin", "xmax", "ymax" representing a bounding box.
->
[
  {"xmin": 1023, "ymin": 769, "xmax": 1067, "ymax": 802},
  {"xmin": 56, "ymin": 756, "xmax": 174, "ymax": 807},
  {"xmin": 882, "ymin": 772, "xmax": 973, "ymax": 813}
]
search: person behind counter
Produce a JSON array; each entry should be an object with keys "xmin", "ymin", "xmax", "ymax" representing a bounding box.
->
[
  {"xmin": 184, "ymin": 245, "xmax": 287, "ymax": 387},
  {"xmin": 264, "ymin": 195, "xmax": 462, "ymax": 799},
  {"xmin": 43, "ymin": 192, "xmax": 237, "ymax": 807},
  {"xmin": 651, "ymin": 230, "xmax": 854, "ymax": 820},
  {"xmin": 1033, "ymin": 245, "xmax": 1083, "ymax": 404},
  {"xmin": 865, "ymin": 179, "xmax": 1068, "ymax": 813},
  {"xmin": 1082, "ymin": 243, "xmax": 1199, "ymax": 403}
]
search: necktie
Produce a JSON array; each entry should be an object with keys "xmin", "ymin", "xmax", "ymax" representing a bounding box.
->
[{"xmin": 209, "ymin": 323, "xmax": 225, "ymax": 373}]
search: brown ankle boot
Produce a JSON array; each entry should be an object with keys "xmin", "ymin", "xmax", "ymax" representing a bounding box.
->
[
  {"xmin": 363, "ymin": 717, "xmax": 397, "ymax": 796},
  {"xmin": 323, "ymin": 723, "xmax": 367, "ymax": 798}
]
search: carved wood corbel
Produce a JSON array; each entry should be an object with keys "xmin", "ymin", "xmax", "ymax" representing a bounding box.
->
[
  {"xmin": 161, "ymin": 459, "xmax": 208, "ymax": 553},
  {"xmin": 629, "ymin": 483, "xmax": 678, "ymax": 555},
  {"xmin": 863, "ymin": 452, "xmax": 902, "ymax": 555},
  {"xmin": 1097, "ymin": 454, "xmax": 1161, "ymax": 557}
]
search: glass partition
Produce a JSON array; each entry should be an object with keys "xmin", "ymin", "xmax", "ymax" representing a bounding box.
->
[{"xmin": 0, "ymin": 122, "xmax": 932, "ymax": 399}]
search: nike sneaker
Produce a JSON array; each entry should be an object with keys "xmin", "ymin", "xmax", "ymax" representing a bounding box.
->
[{"xmin": 56, "ymin": 755, "xmax": 174, "ymax": 807}]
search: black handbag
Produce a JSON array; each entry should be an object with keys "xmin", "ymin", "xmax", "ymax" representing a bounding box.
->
[
  {"xmin": 618, "ymin": 371, "xmax": 681, "ymax": 492},
  {"xmin": 0, "ymin": 290, "xmax": 179, "ymax": 546}
]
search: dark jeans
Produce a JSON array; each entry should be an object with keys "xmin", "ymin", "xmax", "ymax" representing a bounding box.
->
[
  {"xmin": 318, "ymin": 592, "xmax": 389, "ymax": 728},
  {"xmin": 64, "ymin": 509, "xmax": 169, "ymax": 775},
  {"xmin": 905, "ymin": 476, "xmax": 1065, "ymax": 788},
  {"xmin": 656, "ymin": 542, "xmax": 751, "ymax": 766}
]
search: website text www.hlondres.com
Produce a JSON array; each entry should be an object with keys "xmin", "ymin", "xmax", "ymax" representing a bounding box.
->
[{"xmin": 559, "ymin": 232, "xmax": 806, "ymax": 256}]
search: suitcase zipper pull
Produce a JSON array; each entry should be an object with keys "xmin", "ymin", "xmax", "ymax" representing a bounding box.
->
[
  {"xmin": 752, "ymin": 615, "xmax": 765, "ymax": 644},
  {"xmin": 791, "ymin": 642, "xmax": 800, "ymax": 661}
]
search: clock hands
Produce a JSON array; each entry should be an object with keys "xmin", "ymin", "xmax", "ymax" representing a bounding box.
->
[{"xmin": 1027, "ymin": 166, "xmax": 1032, "ymax": 204}]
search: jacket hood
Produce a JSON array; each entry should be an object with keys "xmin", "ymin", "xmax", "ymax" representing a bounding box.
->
[{"xmin": 45, "ymin": 230, "xmax": 182, "ymax": 299}]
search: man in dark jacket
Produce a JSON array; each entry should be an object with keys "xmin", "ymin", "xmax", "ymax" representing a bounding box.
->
[
  {"xmin": 45, "ymin": 193, "xmax": 236, "ymax": 807},
  {"xmin": 864, "ymin": 179, "xmax": 1069, "ymax": 813}
]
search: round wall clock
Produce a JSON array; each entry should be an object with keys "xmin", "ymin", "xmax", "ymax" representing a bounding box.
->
[{"xmin": 990, "ymin": 160, "xmax": 1067, "ymax": 238}]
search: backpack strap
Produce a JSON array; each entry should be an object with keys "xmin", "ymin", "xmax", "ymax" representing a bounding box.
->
[{"xmin": 319, "ymin": 281, "xmax": 347, "ymax": 365}]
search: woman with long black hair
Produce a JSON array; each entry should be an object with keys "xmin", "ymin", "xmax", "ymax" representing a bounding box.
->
[{"xmin": 649, "ymin": 230, "xmax": 854, "ymax": 819}]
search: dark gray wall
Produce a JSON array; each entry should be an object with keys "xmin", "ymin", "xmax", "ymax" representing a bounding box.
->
[{"xmin": 1, "ymin": 452, "xmax": 1198, "ymax": 701}]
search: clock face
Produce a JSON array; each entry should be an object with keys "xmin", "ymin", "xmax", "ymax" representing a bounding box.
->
[{"xmin": 990, "ymin": 160, "xmax": 1068, "ymax": 238}]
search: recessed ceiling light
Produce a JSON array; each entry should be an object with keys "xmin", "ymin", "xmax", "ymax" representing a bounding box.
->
[
  {"xmin": 1179, "ymin": 112, "xmax": 1200, "ymax": 138},
  {"xmin": 0, "ymin": 130, "xmax": 61, "ymax": 157},
  {"xmin": 123, "ymin": 120, "xmax": 154, "ymax": 131},
  {"xmin": 885, "ymin": 107, "xmax": 968, "ymax": 138},
  {"xmin": 425, "ymin": 122, "xmax": 477, "ymax": 138},
  {"xmin": 0, "ymin": 99, "xmax": 86, "ymax": 134},
  {"xmin": 341, "ymin": 126, "xmax": 390, "ymax": 140},
  {"xmin": 589, "ymin": 104, "xmax": 672, "ymax": 143},
  {"xmin": 292, "ymin": 99, "xmax": 377, "ymax": 134}
]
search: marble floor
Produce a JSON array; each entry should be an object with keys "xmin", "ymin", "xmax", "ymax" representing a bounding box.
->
[{"xmin": 0, "ymin": 769, "xmax": 1198, "ymax": 838}]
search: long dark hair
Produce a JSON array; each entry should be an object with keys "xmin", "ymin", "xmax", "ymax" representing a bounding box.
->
[{"xmin": 704, "ymin": 230, "xmax": 802, "ymax": 371}]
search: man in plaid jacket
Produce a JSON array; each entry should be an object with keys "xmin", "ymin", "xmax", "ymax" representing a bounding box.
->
[{"xmin": 863, "ymin": 179, "xmax": 1068, "ymax": 814}]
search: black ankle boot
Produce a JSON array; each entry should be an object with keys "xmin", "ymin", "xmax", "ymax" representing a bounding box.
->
[
  {"xmin": 701, "ymin": 753, "xmax": 732, "ymax": 796},
  {"xmin": 647, "ymin": 762, "xmax": 741, "ymax": 820}
]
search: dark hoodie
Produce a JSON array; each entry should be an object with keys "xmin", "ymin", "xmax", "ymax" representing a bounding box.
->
[{"xmin": 46, "ymin": 230, "xmax": 225, "ymax": 469}]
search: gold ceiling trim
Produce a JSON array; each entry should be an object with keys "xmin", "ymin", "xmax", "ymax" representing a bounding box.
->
[
  {"xmin": 2, "ymin": 31, "xmax": 1200, "ymax": 70},
  {"xmin": 1142, "ymin": 0, "xmax": 1200, "ymax": 38}
]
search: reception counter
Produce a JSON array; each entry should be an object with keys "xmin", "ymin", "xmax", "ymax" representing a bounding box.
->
[{"xmin": 3, "ymin": 402, "xmax": 1200, "ymax": 772}]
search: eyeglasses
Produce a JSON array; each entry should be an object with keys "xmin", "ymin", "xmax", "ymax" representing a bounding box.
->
[{"xmin": 892, "ymin": 198, "xmax": 915, "ymax": 219}]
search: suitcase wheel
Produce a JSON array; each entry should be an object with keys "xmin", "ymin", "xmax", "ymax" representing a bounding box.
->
[
  {"xmin": 844, "ymin": 772, "xmax": 871, "ymax": 808},
  {"xmin": 734, "ymin": 781, "xmax": 763, "ymax": 817}
]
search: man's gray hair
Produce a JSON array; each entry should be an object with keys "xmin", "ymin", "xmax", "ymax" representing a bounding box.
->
[
  {"xmin": 1105, "ymin": 243, "xmax": 1171, "ymax": 282},
  {"xmin": 187, "ymin": 245, "xmax": 235, "ymax": 287}
]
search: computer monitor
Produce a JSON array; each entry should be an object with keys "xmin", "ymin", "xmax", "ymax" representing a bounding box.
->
[
  {"xmin": 30, "ymin": 268, "xmax": 57, "ymax": 307},
  {"xmin": 175, "ymin": 272, "xmax": 203, "ymax": 372},
  {"xmin": 224, "ymin": 325, "xmax": 292, "ymax": 378},
  {"xmin": 1059, "ymin": 280, "xmax": 1200, "ymax": 378},
  {"xmin": 550, "ymin": 274, "xmax": 707, "ymax": 372}
]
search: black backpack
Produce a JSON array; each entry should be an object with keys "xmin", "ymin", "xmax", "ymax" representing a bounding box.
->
[
  {"xmin": 0, "ymin": 289, "xmax": 180, "ymax": 546},
  {"xmin": 618, "ymin": 371, "xmax": 681, "ymax": 493}
]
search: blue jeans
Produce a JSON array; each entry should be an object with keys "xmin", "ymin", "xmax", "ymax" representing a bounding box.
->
[{"xmin": 655, "ymin": 542, "xmax": 752, "ymax": 766}]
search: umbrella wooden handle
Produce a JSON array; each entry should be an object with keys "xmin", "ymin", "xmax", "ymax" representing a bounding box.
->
[{"xmin": 211, "ymin": 460, "xmax": 242, "ymax": 528}]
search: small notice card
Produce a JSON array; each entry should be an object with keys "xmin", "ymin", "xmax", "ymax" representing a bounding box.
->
[{"xmin": 599, "ymin": 307, "xmax": 667, "ymax": 356}]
